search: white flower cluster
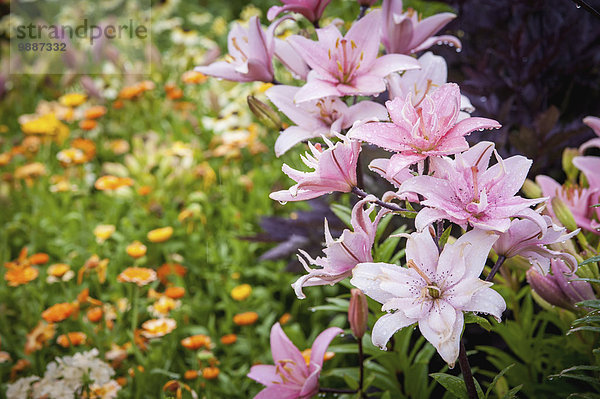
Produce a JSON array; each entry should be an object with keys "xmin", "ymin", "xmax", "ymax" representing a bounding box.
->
[{"xmin": 6, "ymin": 349, "xmax": 120, "ymax": 399}]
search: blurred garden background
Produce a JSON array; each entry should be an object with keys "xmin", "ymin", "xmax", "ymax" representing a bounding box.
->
[{"xmin": 1, "ymin": 0, "xmax": 600, "ymax": 398}]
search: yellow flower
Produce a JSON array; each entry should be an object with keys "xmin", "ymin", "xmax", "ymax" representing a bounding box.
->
[
  {"xmin": 230, "ymin": 284, "xmax": 252, "ymax": 301},
  {"xmin": 47, "ymin": 263, "xmax": 70, "ymax": 277},
  {"xmin": 94, "ymin": 225, "xmax": 116, "ymax": 243},
  {"xmin": 148, "ymin": 296, "xmax": 180, "ymax": 317},
  {"xmin": 118, "ymin": 267, "xmax": 156, "ymax": 286},
  {"xmin": 126, "ymin": 241, "xmax": 147, "ymax": 258},
  {"xmin": 20, "ymin": 113, "xmax": 69, "ymax": 142},
  {"xmin": 141, "ymin": 318, "xmax": 176, "ymax": 338},
  {"xmin": 147, "ymin": 227, "xmax": 173, "ymax": 243},
  {"xmin": 59, "ymin": 93, "xmax": 87, "ymax": 107}
]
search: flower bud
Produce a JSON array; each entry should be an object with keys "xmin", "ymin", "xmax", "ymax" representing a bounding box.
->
[
  {"xmin": 521, "ymin": 178, "xmax": 542, "ymax": 199},
  {"xmin": 348, "ymin": 288, "xmax": 368, "ymax": 339},
  {"xmin": 562, "ymin": 148, "xmax": 579, "ymax": 183},
  {"xmin": 551, "ymin": 197, "xmax": 578, "ymax": 232},
  {"xmin": 526, "ymin": 268, "xmax": 573, "ymax": 310},
  {"xmin": 247, "ymin": 95, "xmax": 281, "ymax": 131},
  {"xmin": 527, "ymin": 259, "xmax": 596, "ymax": 311}
]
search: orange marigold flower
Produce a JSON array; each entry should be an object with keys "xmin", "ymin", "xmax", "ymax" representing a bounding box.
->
[
  {"xmin": 220, "ymin": 334, "xmax": 237, "ymax": 345},
  {"xmin": 57, "ymin": 148, "xmax": 87, "ymax": 166},
  {"xmin": 233, "ymin": 312, "xmax": 258, "ymax": 326},
  {"xmin": 87, "ymin": 307, "xmax": 103, "ymax": 323},
  {"xmin": 230, "ymin": 284, "xmax": 252, "ymax": 301},
  {"xmin": 118, "ymin": 267, "xmax": 156, "ymax": 286},
  {"xmin": 125, "ymin": 241, "xmax": 147, "ymax": 259},
  {"xmin": 4, "ymin": 266, "xmax": 38, "ymax": 287},
  {"xmin": 279, "ymin": 313, "xmax": 292, "ymax": 325},
  {"xmin": 137, "ymin": 185, "xmax": 152, "ymax": 196},
  {"xmin": 156, "ymin": 263, "xmax": 187, "ymax": 285},
  {"xmin": 79, "ymin": 119, "xmax": 98, "ymax": 131},
  {"xmin": 164, "ymin": 286, "xmax": 185, "ymax": 299},
  {"xmin": 95, "ymin": 175, "xmax": 133, "ymax": 191},
  {"xmin": 71, "ymin": 137, "xmax": 96, "ymax": 159},
  {"xmin": 14, "ymin": 162, "xmax": 46, "ymax": 180},
  {"xmin": 10, "ymin": 359, "xmax": 30, "ymax": 380},
  {"xmin": 119, "ymin": 85, "xmax": 144, "ymax": 100},
  {"xmin": 57, "ymin": 332, "xmax": 87, "ymax": 347},
  {"xmin": 84, "ymin": 105, "xmax": 107, "ymax": 119},
  {"xmin": 116, "ymin": 377, "xmax": 127, "ymax": 386},
  {"xmin": 24, "ymin": 321, "xmax": 56, "ymax": 354},
  {"xmin": 28, "ymin": 253, "xmax": 49, "ymax": 265},
  {"xmin": 78, "ymin": 255, "xmax": 109, "ymax": 284},
  {"xmin": 181, "ymin": 334, "xmax": 211, "ymax": 350},
  {"xmin": 77, "ymin": 288, "xmax": 90, "ymax": 304},
  {"xmin": 47, "ymin": 263, "xmax": 70, "ymax": 278},
  {"xmin": 141, "ymin": 318, "xmax": 176, "ymax": 338},
  {"xmin": 166, "ymin": 87, "xmax": 184, "ymax": 100},
  {"xmin": 202, "ymin": 367, "xmax": 220, "ymax": 380},
  {"xmin": 147, "ymin": 226, "xmax": 173, "ymax": 243},
  {"xmin": 182, "ymin": 70, "xmax": 207, "ymax": 84},
  {"xmin": 184, "ymin": 370, "xmax": 199, "ymax": 380},
  {"xmin": 42, "ymin": 302, "xmax": 76, "ymax": 323}
]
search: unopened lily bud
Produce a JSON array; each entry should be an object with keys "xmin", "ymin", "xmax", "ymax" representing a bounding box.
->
[
  {"xmin": 562, "ymin": 148, "xmax": 579, "ymax": 183},
  {"xmin": 526, "ymin": 268, "xmax": 573, "ymax": 310},
  {"xmin": 521, "ymin": 178, "xmax": 542, "ymax": 199},
  {"xmin": 247, "ymin": 95, "xmax": 281, "ymax": 130},
  {"xmin": 551, "ymin": 197, "xmax": 578, "ymax": 232},
  {"xmin": 349, "ymin": 288, "xmax": 368, "ymax": 339}
]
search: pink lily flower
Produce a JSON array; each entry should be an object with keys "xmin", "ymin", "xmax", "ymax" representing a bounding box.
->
[
  {"xmin": 381, "ymin": 0, "xmax": 461, "ymax": 54},
  {"xmin": 247, "ymin": 322, "xmax": 343, "ymax": 399},
  {"xmin": 573, "ymin": 156, "xmax": 600, "ymax": 190},
  {"xmin": 292, "ymin": 196, "xmax": 388, "ymax": 298},
  {"xmin": 398, "ymin": 141, "xmax": 546, "ymax": 232},
  {"xmin": 287, "ymin": 10, "xmax": 420, "ymax": 103},
  {"xmin": 348, "ymin": 83, "xmax": 501, "ymax": 179},
  {"xmin": 493, "ymin": 215, "xmax": 579, "ymax": 274},
  {"xmin": 579, "ymin": 116, "xmax": 600, "ymax": 153},
  {"xmin": 536, "ymin": 175, "xmax": 599, "ymax": 234},
  {"xmin": 270, "ymin": 135, "xmax": 361, "ymax": 202},
  {"xmin": 266, "ymin": 85, "xmax": 387, "ymax": 156},
  {"xmin": 267, "ymin": 0, "xmax": 332, "ymax": 25},
  {"xmin": 195, "ymin": 17, "xmax": 291, "ymax": 83},
  {"xmin": 527, "ymin": 259, "xmax": 595, "ymax": 311},
  {"xmin": 351, "ymin": 229, "xmax": 505, "ymax": 366},
  {"xmin": 387, "ymin": 52, "xmax": 474, "ymax": 121}
]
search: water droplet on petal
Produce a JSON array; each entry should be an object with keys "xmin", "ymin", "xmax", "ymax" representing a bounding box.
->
[{"xmin": 278, "ymin": 200, "xmax": 288, "ymax": 205}]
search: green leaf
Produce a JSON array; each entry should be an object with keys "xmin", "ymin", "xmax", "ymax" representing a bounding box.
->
[
  {"xmin": 464, "ymin": 312, "xmax": 492, "ymax": 331},
  {"xmin": 430, "ymin": 373, "xmax": 468, "ymax": 399},
  {"xmin": 438, "ymin": 225, "xmax": 452, "ymax": 248},
  {"xmin": 501, "ymin": 384, "xmax": 523, "ymax": 399},
  {"xmin": 576, "ymin": 300, "xmax": 600, "ymax": 309},
  {"xmin": 485, "ymin": 364, "xmax": 515, "ymax": 399},
  {"xmin": 331, "ymin": 203, "xmax": 352, "ymax": 228},
  {"xmin": 580, "ymin": 255, "xmax": 600, "ymax": 266},
  {"xmin": 567, "ymin": 326, "xmax": 600, "ymax": 335}
]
